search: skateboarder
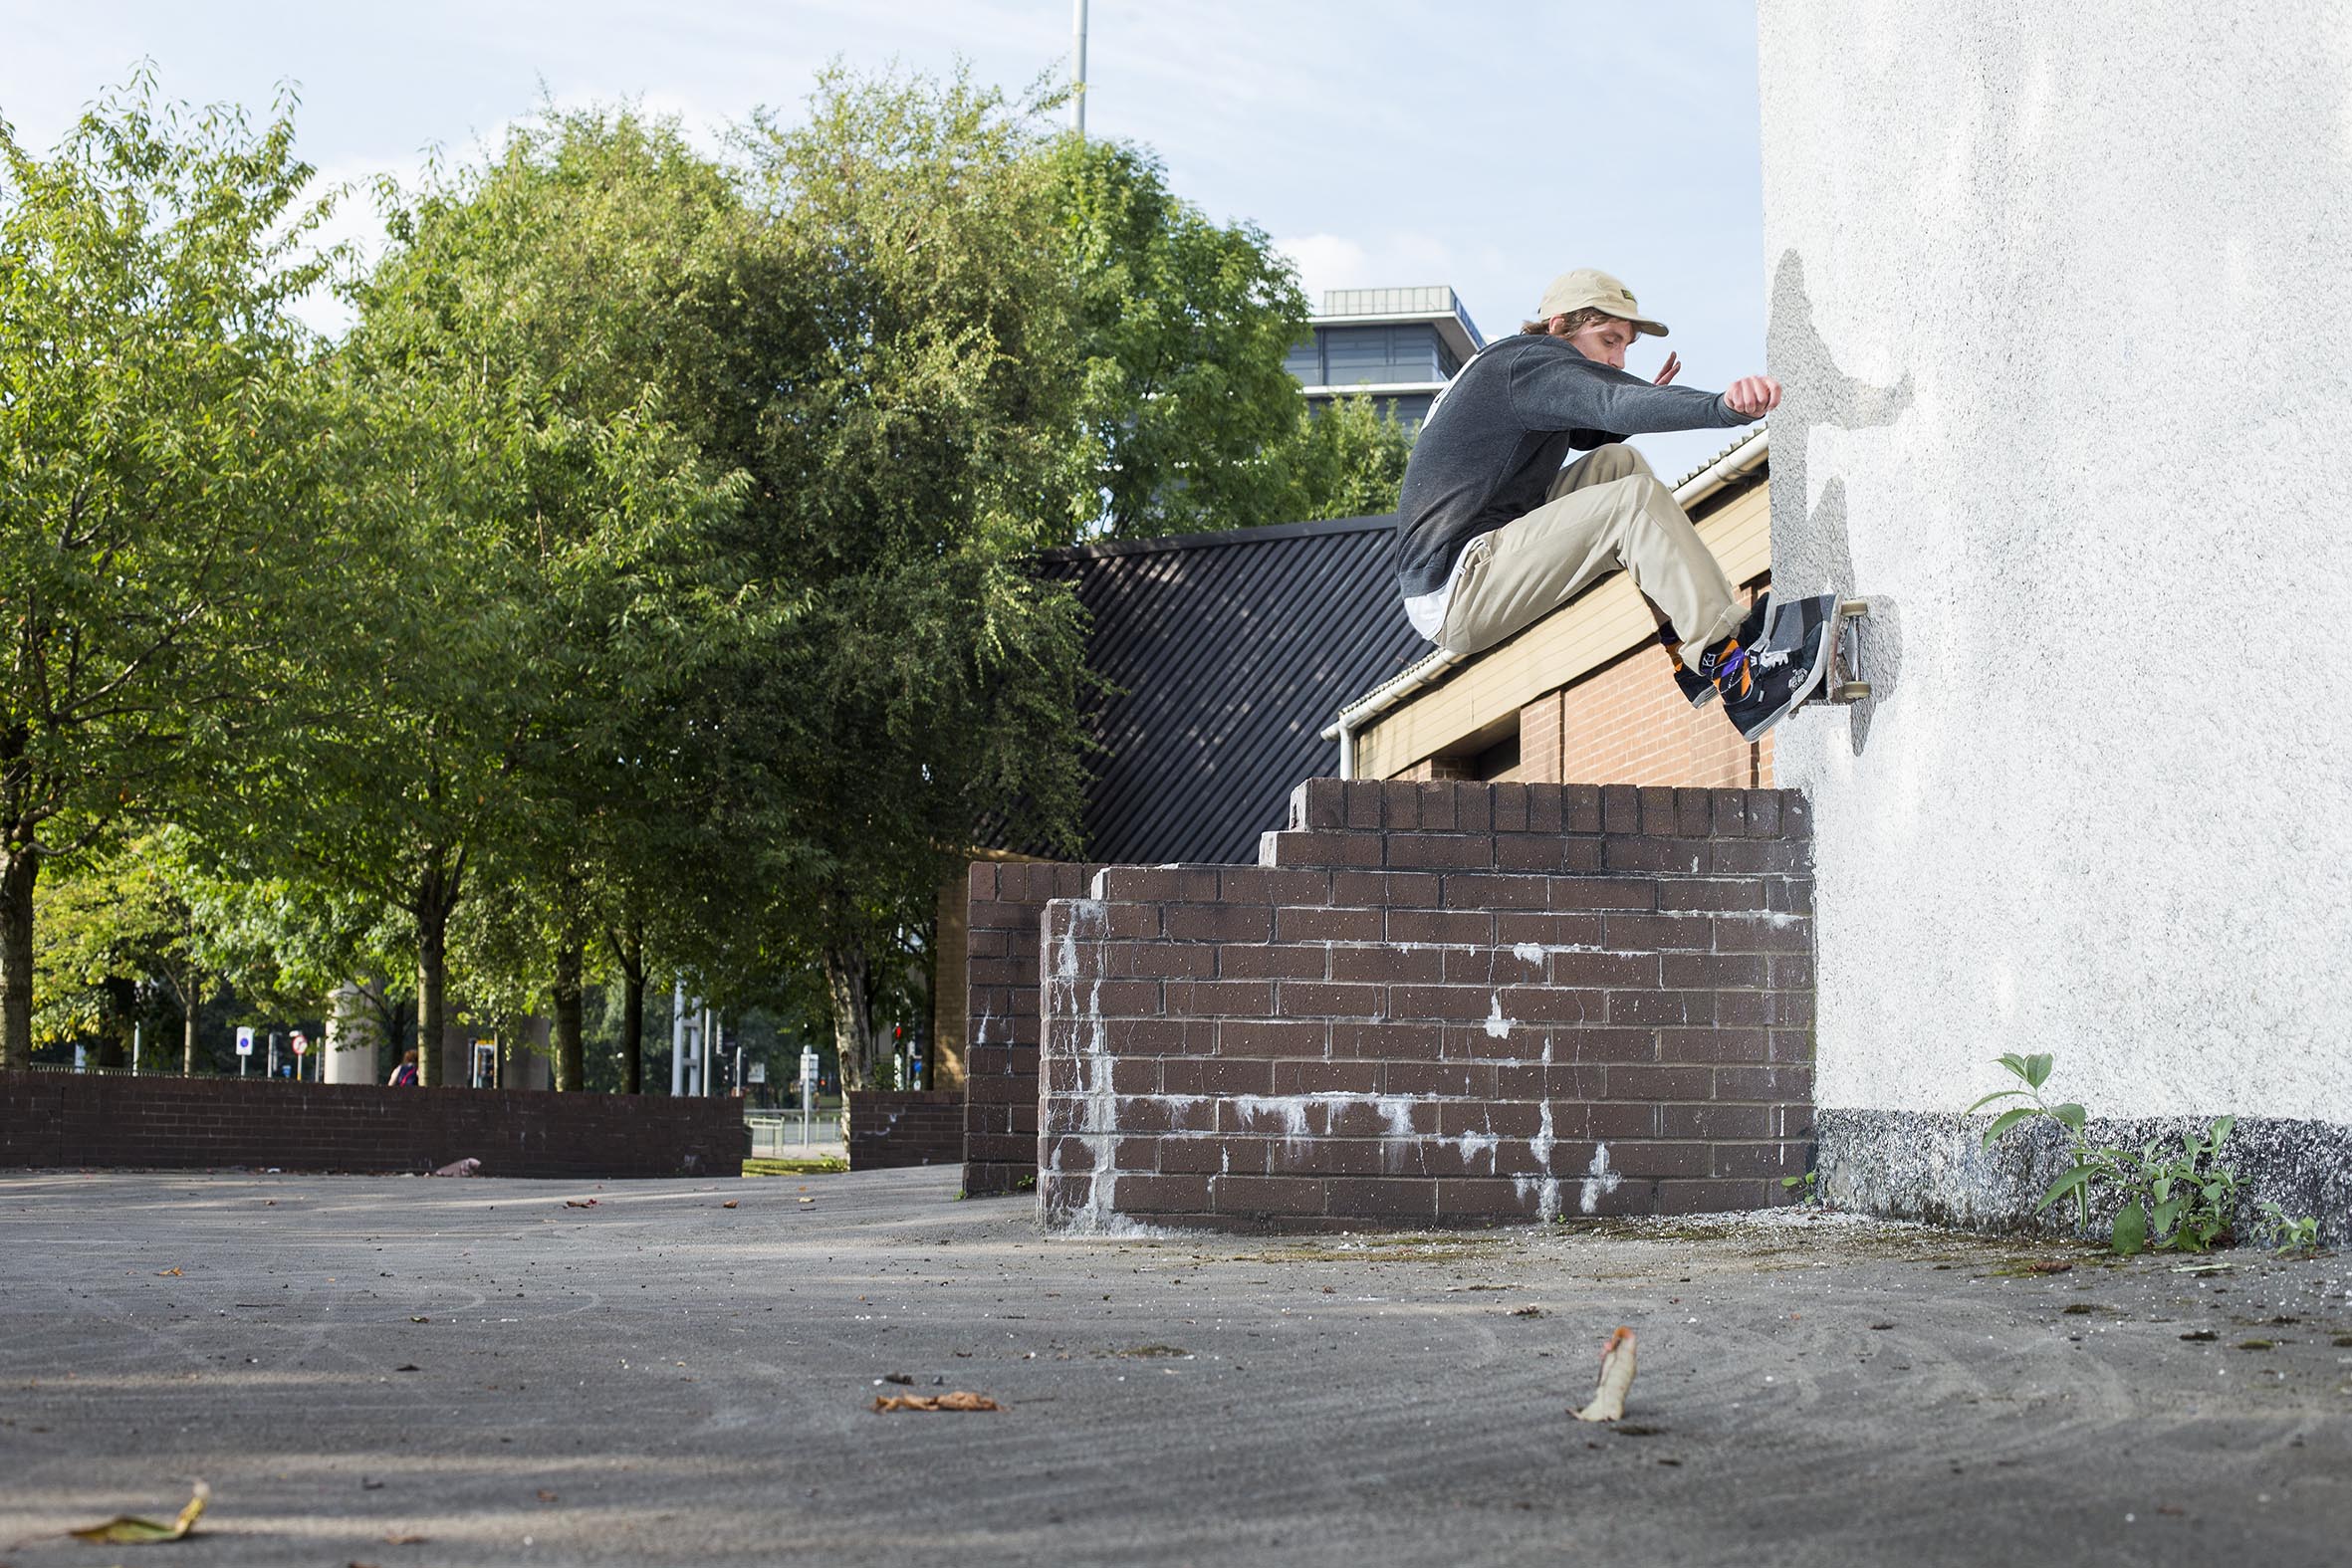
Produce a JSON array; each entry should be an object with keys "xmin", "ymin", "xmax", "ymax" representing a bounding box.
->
[{"xmin": 1396, "ymin": 267, "xmax": 1832, "ymax": 739}]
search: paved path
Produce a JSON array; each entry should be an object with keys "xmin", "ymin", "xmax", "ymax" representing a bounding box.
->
[{"xmin": 2, "ymin": 1168, "xmax": 2349, "ymax": 1566}]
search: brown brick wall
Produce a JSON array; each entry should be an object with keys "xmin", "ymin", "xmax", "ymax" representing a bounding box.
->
[
  {"xmin": 1036, "ymin": 779, "xmax": 1813, "ymax": 1232},
  {"xmin": 846, "ymin": 1090, "xmax": 965, "ymax": 1170},
  {"xmin": 964, "ymin": 860, "xmax": 1109, "ymax": 1196},
  {"xmin": 0, "ymin": 1074, "xmax": 750, "ymax": 1179},
  {"xmin": 1545, "ymin": 641, "xmax": 1772, "ymax": 789}
]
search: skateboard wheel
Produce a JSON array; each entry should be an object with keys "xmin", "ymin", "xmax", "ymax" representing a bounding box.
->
[
  {"xmin": 1838, "ymin": 598, "xmax": 1870, "ymax": 617},
  {"xmin": 1833, "ymin": 681, "xmax": 1871, "ymax": 703}
]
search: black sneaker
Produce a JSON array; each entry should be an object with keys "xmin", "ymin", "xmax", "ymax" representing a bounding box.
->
[
  {"xmin": 1663, "ymin": 598, "xmax": 1769, "ymax": 709},
  {"xmin": 1662, "ymin": 630, "xmax": 1718, "ymax": 708},
  {"xmin": 1712, "ymin": 593, "xmax": 1836, "ymax": 741}
]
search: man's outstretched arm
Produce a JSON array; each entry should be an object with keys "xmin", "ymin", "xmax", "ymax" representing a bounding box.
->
[{"xmin": 1515, "ymin": 350, "xmax": 1781, "ymax": 437}]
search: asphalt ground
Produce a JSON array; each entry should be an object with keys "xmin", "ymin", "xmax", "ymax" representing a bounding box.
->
[{"xmin": 2, "ymin": 1167, "xmax": 2349, "ymax": 1567}]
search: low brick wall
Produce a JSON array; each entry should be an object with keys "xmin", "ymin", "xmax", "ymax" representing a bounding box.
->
[
  {"xmin": 846, "ymin": 1090, "xmax": 964, "ymax": 1170},
  {"xmin": 1037, "ymin": 778, "xmax": 1815, "ymax": 1232},
  {"xmin": 0, "ymin": 1074, "xmax": 749, "ymax": 1179},
  {"xmin": 964, "ymin": 861, "xmax": 1108, "ymax": 1196}
]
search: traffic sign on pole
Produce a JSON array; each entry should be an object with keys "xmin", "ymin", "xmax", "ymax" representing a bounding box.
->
[{"xmin": 235, "ymin": 1027, "xmax": 255, "ymax": 1056}]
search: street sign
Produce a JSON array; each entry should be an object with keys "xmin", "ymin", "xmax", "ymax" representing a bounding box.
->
[
  {"xmin": 290, "ymin": 1030, "xmax": 310, "ymax": 1056},
  {"xmin": 748, "ymin": 1061, "xmax": 767, "ymax": 1085},
  {"xmin": 800, "ymin": 1048, "xmax": 819, "ymax": 1085},
  {"xmin": 235, "ymin": 1027, "xmax": 255, "ymax": 1056}
]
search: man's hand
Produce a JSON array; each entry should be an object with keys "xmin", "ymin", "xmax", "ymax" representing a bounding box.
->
[
  {"xmin": 1652, "ymin": 351, "xmax": 1681, "ymax": 387},
  {"xmin": 1724, "ymin": 374, "xmax": 1781, "ymax": 417}
]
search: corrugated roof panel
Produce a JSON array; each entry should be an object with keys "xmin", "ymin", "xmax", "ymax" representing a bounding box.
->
[{"xmin": 1027, "ymin": 515, "xmax": 1429, "ymax": 865}]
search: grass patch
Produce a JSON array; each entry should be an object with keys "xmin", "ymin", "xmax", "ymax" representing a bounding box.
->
[{"xmin": 744, "ymin": 1157, "xmax": 847, "ymax": 1177}]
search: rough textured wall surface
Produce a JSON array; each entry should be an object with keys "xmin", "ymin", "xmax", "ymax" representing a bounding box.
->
[{"xmin": 1757, "ymin": 5, "xmax": 2352, "ymax": 1124}]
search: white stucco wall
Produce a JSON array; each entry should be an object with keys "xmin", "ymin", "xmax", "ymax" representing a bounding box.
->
[{"xmin": 1757, "ymin": 4, "xmax": 2352, "ymax": 1122}]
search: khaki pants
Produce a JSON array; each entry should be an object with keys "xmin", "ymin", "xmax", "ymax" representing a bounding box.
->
[{"xmin": 1436, "ymin": 443, "xmax": 1743, "ymax": 659}]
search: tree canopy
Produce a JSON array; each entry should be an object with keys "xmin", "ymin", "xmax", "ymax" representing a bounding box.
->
[{"xmin": 2, "ymin": 65, "xmax": 1416, "ymax": 1086}]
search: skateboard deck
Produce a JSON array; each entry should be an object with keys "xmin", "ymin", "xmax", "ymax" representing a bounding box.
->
[{"xmin": 1801, "ymin": 596, "xmax": 1871, "ymax": 708}]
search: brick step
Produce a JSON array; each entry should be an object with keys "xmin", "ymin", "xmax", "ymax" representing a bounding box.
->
[{"xmin": 1284, "ymin": 778, "xmax": 1806, "ymax": 839}]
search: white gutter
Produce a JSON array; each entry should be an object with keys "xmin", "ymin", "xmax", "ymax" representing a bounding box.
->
[
  {"xmin": 1320, "ymin": 425, "xmax": 1770, "ymax": 778},
  {"xmin": 1669, "ymin": 424, "xmax": 1770, "ymax": 514}
]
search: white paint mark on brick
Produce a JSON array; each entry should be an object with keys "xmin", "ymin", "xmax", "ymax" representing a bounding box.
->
[
  {"xmin": 1228, "ymin": 1093, "xmax": 1427, "ymax": 1161},
  {"xmin": 1512, "ymin": 942, "xmax": 1546, "ymax": 966},
  {"xmin": 1580, "ymin": 1143, "xmax": 1621, "ymax": 1216},
  {"xmin": 1534, "ymin": 1101, "xmax": 1561, "ymax": 1221},
  {"xmin": 1047, "ymin": 899, "xmax": 1118, "ymax": 1232},
  {"xmin": 1456, "ymin": 1127, "xmax": 1499, "ymax": 1170},
  {"xmin": 1483, "ymin": 996, "xmax": 1514, "ymax": 1039}
]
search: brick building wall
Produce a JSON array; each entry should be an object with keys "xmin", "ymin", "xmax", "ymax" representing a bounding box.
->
[
  {"xmin": 1529, "ymin": 641, "xmax": 1774, "ymax": 788},
  {"xmin": 964, "ymin": 861, "xmax": 1109, "ymax": 1196},
  {"xmin": 1035, "ymin": 779, "xmax": 1814, "ymax": 1232},
  {"xmin": 0, "ymin": 1075, "xmax": 749, "ymax": 1179},
  {"xmin": 845, "ymin": 1090, "xmax": 964, "ymax": 1170}
]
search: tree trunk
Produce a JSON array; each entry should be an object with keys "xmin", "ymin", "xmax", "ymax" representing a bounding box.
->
[
  {"xmin": 822, "ymin": 941, "xmax": 875, "ymax": 1092},
  {"xmin": 414, "ymin": 859, "xmax": 459, "ymax": 1087},
  {"xmin": 182, "ymin": 970, "xmax": 200, "ymax": 1076},
  {"xmin": 0, "ymin": 842, "xmax": 36, "ymax": 1073},
  {"xmin": 618, "ymin": 920, "xmax": 645, "ymax": 1096},
  {"xmin": 552, "ymin": 938, "xmax": 584, "ymax": 1091}
]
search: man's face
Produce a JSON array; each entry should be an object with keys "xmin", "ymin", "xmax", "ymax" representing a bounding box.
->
[{"xmin": 1558, "ymin": 315, "xmax": 1638, "ymax": 368}]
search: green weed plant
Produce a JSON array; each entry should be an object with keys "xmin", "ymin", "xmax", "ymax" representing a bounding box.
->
[{"xmin": 1971, "ymin": 1053, "xmax": 2246, "ymax": 1256}]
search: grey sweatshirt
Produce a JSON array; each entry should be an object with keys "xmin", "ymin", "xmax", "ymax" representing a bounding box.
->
[{"xmin": 1394, "ymin": 334, "xmax": 1750, "ymax": 597}]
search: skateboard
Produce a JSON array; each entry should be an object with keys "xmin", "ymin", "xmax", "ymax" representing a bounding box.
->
[{"xmin": 1810, "ymin": 596, "xmax": 1871, "ymax": 706}]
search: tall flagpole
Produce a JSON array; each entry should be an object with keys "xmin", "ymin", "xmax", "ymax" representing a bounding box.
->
[{"xmin": 1072, "ymin": 0, "xmax": 1088, "ymax": 139}]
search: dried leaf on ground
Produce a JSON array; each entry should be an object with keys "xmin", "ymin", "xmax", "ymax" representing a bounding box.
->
[
  {"xmin": 68, "ymin": 1480, "xmax": 208, "ymax": 1543},
  {"xmin": 381, "ymin": 1533, "xmax": 429, "ymax": 1545},
  {"xmin": 563, "ymin": 1199, "xmax": 598, "ymax": 1210},
  {"xmin": 154, "ymin": 1267, "xmax": 182, "ymax": 1276},
  {"xmin": 871, "ymin": 1391, "xmax": 1001, "ymax": 1413},
  {"xmin": 1572, "ymin": 1327, "xmax": 1638, "ymax": 1424},
  {"xmin": 722, "ymin": 1201, "xmax": 739, "ymax": 1210}
]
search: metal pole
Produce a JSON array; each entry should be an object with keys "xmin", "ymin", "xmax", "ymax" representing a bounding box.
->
[
  {"xmin": 670, "ymin": 980, "xmax": 685, "ymax": 1096},
  {"xmin": 1072, "ymin": 0, "xmax": 1087, "ymax": 138},
  {"xmin": 699, "ymin": 1008, "xmax": 714, "ymax": 1097},
  {"xmin": 131, "ymin": 1022, "xmax": 140, "ymax": 1077}
]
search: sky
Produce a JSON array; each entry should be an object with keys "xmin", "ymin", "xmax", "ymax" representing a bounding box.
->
[{"xmin": 3, "ymin": 0, "xmax": 1768, "ymax": 481}]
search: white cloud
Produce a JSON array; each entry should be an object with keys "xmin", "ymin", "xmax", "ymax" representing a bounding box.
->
[
  {"xmin": 1273, "ymin": 230, "xmax": 1461, "ymax": 312},
  {"xmin": 1272, "ymin": 234, "xmax": 1367, "ymax": 306}
]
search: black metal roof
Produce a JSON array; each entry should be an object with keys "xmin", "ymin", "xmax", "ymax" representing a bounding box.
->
[{"xmin": 1036, "ymin": 515, "xmax": 1429, "ymax": 865}]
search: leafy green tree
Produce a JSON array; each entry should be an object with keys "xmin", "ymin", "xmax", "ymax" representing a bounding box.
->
[
  {"xmin": 0, "ymin": 76, "xmax": 342, "ymax": 1071},
  {"xmin": 288, "ymin": 108, "xmax": 750, "ymax": 1087},
  {"xmin": 715, "ymin": 69, "xmax": 1096, "ymax": 1088},
  {"xmin": 1262, "ymin": 392, "xmax": 1416, "ymax": 521},
  {"xmin": 32, "ymin": 831, "xmax": 226, "ymax": 1072},
  {"xmin": 1050, "ymin": 136, "xmax": 1313, "ymax": 539}
]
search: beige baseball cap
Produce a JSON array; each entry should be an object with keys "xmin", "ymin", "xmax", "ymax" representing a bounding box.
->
[{"xmin": 1532, "ymin": 268, "xmax": 1668, "ymax": 336}]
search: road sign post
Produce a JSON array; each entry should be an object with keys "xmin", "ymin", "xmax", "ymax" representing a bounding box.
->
[{"xmin": 235, "ymin": 1026, "xmax": 255, "ymax": 1079}]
